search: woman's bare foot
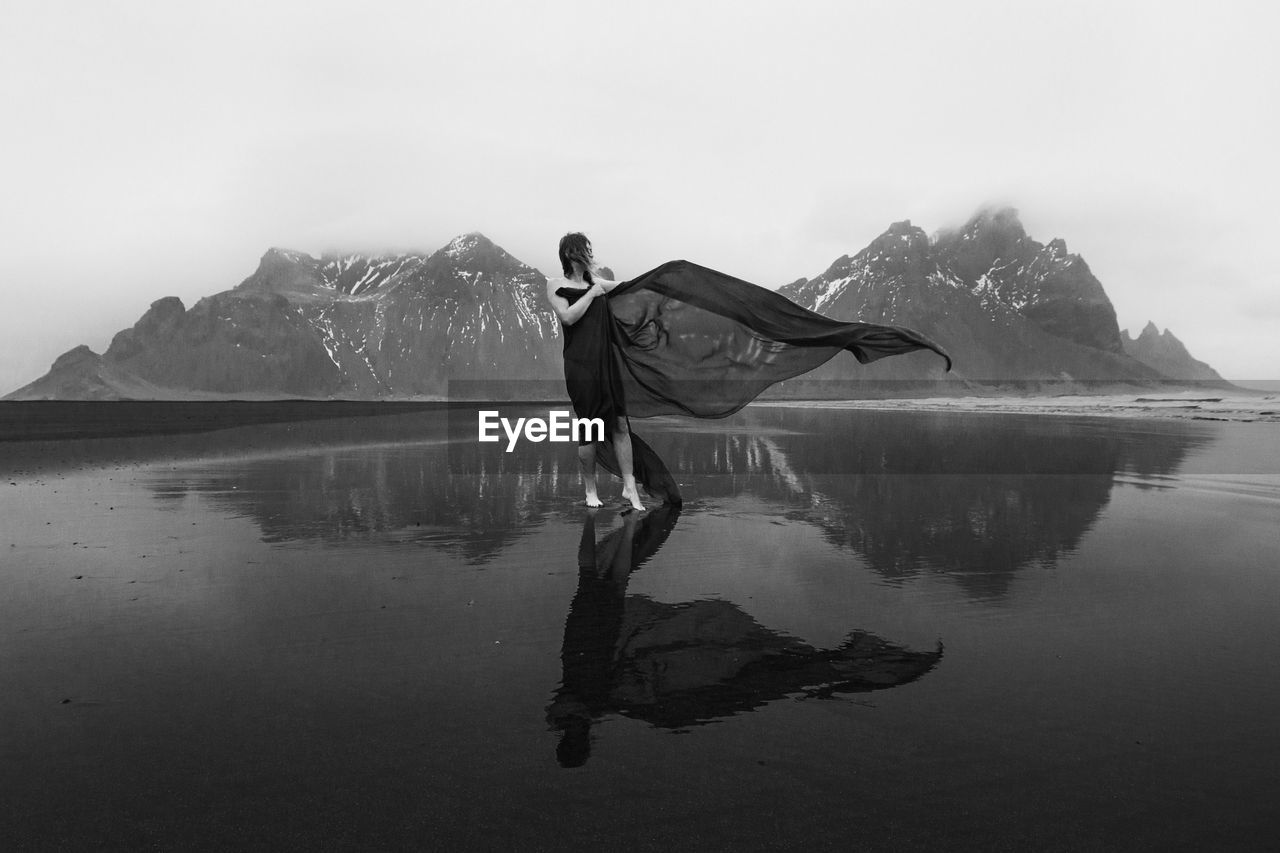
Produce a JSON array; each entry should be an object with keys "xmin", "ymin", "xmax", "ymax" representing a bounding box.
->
[
  {"xmin": 620, "ymin": 487, "xmax": 645, "ymax": 512},
  {"xmin": 584, "ymin": 491, "xmax": 603, "ymax": 508}
]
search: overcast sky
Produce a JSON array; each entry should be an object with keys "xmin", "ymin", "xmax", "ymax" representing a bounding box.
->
[{"xmin": 2, "ymin": 0, "xmax": 1277, "ymax": 392}]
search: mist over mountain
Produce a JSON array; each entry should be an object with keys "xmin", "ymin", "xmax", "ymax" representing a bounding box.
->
[{"xmin": 7, "ymin": 209, "xmax": 1228, "ymax": 401}]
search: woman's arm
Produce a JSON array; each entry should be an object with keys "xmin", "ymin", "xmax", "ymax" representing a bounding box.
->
[{"xmin": 546, "ymin": 282, "xmax": 604, "ymax": 326}]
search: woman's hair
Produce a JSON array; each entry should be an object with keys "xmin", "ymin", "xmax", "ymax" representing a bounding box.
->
[{"xmin": 559, "ymin": 232, "xmax": 594, "ymax": 284}]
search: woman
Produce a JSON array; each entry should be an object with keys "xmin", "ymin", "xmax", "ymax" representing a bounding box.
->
[
  {"xmin": 546, "ymin": 232, "xmax": 952, "ymax": 510},
  {"xmin": 547, "ymin": 232, "xmax": 657, "ymax": 511}
]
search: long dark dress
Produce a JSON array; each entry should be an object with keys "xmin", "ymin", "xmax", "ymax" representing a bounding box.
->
[
  {"xmin": 557, "ymin": 259, "xmax": 952, "ymax": 505},
  {"xmin": 557, "ymin": 284, "xmax": 683, "ymax": 505}
]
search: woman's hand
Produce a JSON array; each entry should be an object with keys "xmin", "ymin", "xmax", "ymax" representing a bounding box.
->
[{"xmin": 587, "ymin": 281, "xmax": 606, "ymax": 298}]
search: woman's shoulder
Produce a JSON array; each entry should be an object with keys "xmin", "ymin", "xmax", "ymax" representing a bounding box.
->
[{"xmin": 551, "ymin": 278, "xmax": 590, "ymax": 295}]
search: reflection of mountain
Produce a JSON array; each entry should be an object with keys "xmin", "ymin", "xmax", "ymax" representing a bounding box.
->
[
  {"xmin": 800, "ymin": 475, "xmax": 1110, "ymax": 599},
  {"xmin": 155, "ymin": 431, "xmax": 582, "ymax": 564},
  {"xmin": 148, "ymin": 407, "xmax": 1213, "ymax": 592},
  {"xmin": 666, "ymin": 409, "xmax": 1213, "ymax": 599},
  {"xmin": 547, "ymin": 507, "xmax": 942, "ymax": 767}
]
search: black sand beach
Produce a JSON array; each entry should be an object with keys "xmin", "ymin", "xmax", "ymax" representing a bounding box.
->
[{"xmin": 2, "ymin": 402, "xmax": 1278, "ymax": 850}]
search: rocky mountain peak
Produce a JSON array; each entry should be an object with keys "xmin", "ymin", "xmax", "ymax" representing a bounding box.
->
[
  {"xmin": 256, "ymin": 247, "xmax": 321, "ymax": 278},
  {"xmin": 873, "ymin": 220, "xmax": 929, "ymax": 248},
  {"xmin": 146, "ymin": 296, "xmax": 186, "ymax": 321},
  {"xmin": 238, "ymin": 247, "xmax": 325, "ymax": 295},
  {"xmin": 264, "ymin": 247, "xmax": 316, "ymax": 264},
  {"xmin": 426, "ymin": 232, "xmax": 536, "ymax": 282},
  {"xmin": 1123, "ymin": 320, "xmax": 1221, "ymax": 381},
  {"xmin": 926, "ymin": 206, "xmax": 1122, "ymax": 353},
  {"xmin": 935, "ymin": 206, "xmax": 1028, "ymax": 265},
  {"xmin": 51, "ymin": 344, "xmax": 101, "ymax": 371},
  {"xmin": 850, "ymin": 220, "xmax": 931, "ymax": 275},
  {"xmin": 439, "ymin": 232, "xmax": 501, "ymax": 263},
  {"xmin": 105, "ymin": 296, "xmax": 188, "ymax": 362},
  {"xmin": 1133, "ymin": 321, "xmax": 1190, "ymax": 351},
  {"xmin": 443, "ymin": 231, "xmax": 490, "ymax": 253},
  {"xmin": 967, "ymin": 205, "xmax": 1026, "ymax": 238}
]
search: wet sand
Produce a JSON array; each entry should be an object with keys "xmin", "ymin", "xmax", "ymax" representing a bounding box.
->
[
  {"xmin": 757, "ymin": 389, "xmax": 1280, "ymax": 423},
  {"xmin": 2, "ymin": 402, "xmax": 1278, "ymax": 850}
]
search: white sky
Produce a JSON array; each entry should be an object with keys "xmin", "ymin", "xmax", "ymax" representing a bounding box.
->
[{"xmin": 2, "ymin": 0, "xmax": 1277, "ymax": 392}]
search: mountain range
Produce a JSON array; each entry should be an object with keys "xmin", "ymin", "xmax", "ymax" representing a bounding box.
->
[{"xmin": 6, "ymin": 207, "xmax": 1227, "ymax": 401}]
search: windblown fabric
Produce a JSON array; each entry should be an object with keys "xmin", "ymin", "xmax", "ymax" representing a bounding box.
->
[
  {"xmin": 558, "ymin": 259, "xmax": 952, "ymax": 505},
  {"xmin": 605, "ymin": 259, "xmax": 951, "ymax": 418}
]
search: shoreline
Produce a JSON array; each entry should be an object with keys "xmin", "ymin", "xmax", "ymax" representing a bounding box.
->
[
  {"xmin": 751, "ymin": 392, "xmax": 1280, "ymax": 423},
  {"xmin": 1, "ymin": 394, "xmax": 1277, "ymax": 452}
]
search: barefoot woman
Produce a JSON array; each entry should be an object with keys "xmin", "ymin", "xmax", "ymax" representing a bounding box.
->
[{"xmin": 547, "ymin": 233, "xmax": 647, "ymax": 511}]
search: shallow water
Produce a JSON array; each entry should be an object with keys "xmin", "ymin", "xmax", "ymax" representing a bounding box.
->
[{"xmin": 1, "ymin": 404, "xmax": 1278, "ymax": 850}]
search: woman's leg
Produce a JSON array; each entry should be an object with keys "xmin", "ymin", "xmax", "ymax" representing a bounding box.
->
[
  {"xmin": 577, "ymin": 443, "xmax": 602, "ymax": 507},
  {"xmin": 612, "ymin": 419, "xmax": 645, "ymax": 511}
]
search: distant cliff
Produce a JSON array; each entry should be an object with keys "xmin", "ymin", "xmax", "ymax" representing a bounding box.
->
[{"xmin": 1121, "ymin": 321, "xmax": 1224, "ymax": 382}]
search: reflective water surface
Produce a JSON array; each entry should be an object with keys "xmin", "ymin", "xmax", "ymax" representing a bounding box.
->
[{"xmin": 2, "ymin": 404, "xmax": 1278, "ymax": 850}]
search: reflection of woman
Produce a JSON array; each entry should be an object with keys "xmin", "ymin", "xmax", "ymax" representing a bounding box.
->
[
  {"xmin": 547, "ymin": 506, "xmax": 680, "ymax": 767},
  {"xmin": 546, "ymin": 506, "xmax": 943, "ymax": 768},
  {"xmin": 546, "ymin": 232, "xmax": 951, "ymax": 510}
]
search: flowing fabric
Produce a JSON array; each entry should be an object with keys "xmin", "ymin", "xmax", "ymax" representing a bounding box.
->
[
  {"xmin": 558, "ymin": 259, "xmax": 952, "ymax": 504},
  {"xmin": 606, "ymin": 259, "xmax": 951, "ymax": 418}
]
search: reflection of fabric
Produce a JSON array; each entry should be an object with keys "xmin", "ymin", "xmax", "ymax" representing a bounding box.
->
[
  {"xmin": 610, "ymin": 598, "xmax": 943, "ymax": 727},
  {"xmin": 611, "ymin": 598, "xmax": 780, "ymax": 703}
]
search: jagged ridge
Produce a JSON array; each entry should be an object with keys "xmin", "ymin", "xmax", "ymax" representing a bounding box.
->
[
  {"xmin": 777, "ymin": 208, "xmax": 1207, "ymax": 384},
  {"xmin": 1122, "ymin": 321, "xmax": 1223, "ymax": 381},
  {"xmin": 9, "ymin": 233, "xmax": 563, "ymax": 399},
  {"xmin": 7, "ymin": 210, "xmax": 1227, "ymax": 400}
]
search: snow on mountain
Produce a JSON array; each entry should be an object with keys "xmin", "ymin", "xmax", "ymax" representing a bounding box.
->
[
  {"xmin": 8, "ymin": 233, "xmax": 565, "ymax": 400},
  {"xmin": 6, "ymin": 210, "xmax": 1229, "ymax": 401},
  {"xmin": 778, "ymin": 208, "xmax": 1213, "ymax": 385}
]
